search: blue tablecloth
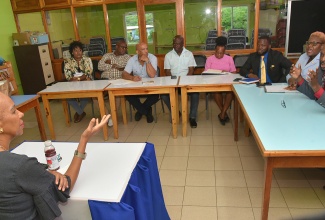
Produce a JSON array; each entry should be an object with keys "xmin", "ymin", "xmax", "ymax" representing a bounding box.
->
[{"xmin": 88, "ymin": 142, "xmax": 170, "ymax": 220}]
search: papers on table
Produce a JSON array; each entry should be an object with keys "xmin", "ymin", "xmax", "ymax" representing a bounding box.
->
[
  {"xmin": 108, "ymin": 79, "xmax": 135, "ymax": 86},
  {"xmin": 74, "ymin": 72, "xmax": 84, "ymax": 77},
  {"xmin": 264, "ymin": 84, "xmax": 299, "ymax": 93},
  {"xmin": 202, "ymin": 69, "xmax": 227, "ymax": 75},
  {"xmin": 239, "ymin": 78, "xmax": 259, "ymax": 84}
]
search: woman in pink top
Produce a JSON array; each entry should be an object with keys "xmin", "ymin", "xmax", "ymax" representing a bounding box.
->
[{"xmin": 205, "ymin": 37, "xmax": 236, "ymax": 125}]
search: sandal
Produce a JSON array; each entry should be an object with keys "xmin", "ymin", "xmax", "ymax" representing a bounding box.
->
[{"xmin": 218, "ymin": 114, "xmax": 226, "ymax": 125}]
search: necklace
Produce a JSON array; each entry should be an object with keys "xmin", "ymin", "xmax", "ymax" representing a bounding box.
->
[{"xmin": 0, "ymin": 145, "xmax": 8, "ymax": 151}]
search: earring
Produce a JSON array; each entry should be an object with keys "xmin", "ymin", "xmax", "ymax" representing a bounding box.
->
[{"xmin": 0, "ymin": 128, "xmax": 3, "ymax": 133}]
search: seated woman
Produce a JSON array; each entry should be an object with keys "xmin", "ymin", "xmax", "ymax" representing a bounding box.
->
[
  {"xmin": 64, "ymin": 41, "xmax": 93, "ymax": 123},
  {"xmin": 204, "ymin": 36, "xmax": 236, "ymax": 125},
  {"xmin": 0, "ymin": 92, "xmax": 109, "ymax": 219}
]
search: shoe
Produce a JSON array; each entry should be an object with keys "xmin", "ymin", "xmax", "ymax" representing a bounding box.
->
[
  {"xmin": 189, "ymin": 118, "xmax": 197, "ymax": 128},
  {"xmin": 108, "ymin": 118, "xmax": 113, "ymax": 127},
  {"xmin": 224, "ymin": 115, "xmax": 230, "ymax": 122},
  {"xmin": 218, "ymin": 114, "xmax": 226, "ymax": 126},
  {"xmin": 73, "ymin": 112, "xmax": 78, "ymax": 121},
  {"xmin": 146, "ymin": 107, "xmax": 154, "ymax": 123},
  {"xmin": 75, "ymin": 112, "xmax": 86, "ymax": 123},
  {"xmin": 135, "ymin": 111, "xmax": 142, "ymax": 121}
]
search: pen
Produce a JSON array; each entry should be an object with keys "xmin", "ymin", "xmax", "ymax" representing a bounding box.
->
[{"xmin": 281, "ymin": 100, "xmax": 286, "ymax": 108}]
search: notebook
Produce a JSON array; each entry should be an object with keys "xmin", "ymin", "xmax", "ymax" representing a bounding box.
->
[
  {"xmin": 239, "ymin": 78, "xmax": 259, "ymax": 84},
  {"xmin": 202, "ymin": 69, "xmax": 227, "ymax": 75},
  {"xmin": 264, "ymin": 84, "xmax": 299, "ymax": 93}
]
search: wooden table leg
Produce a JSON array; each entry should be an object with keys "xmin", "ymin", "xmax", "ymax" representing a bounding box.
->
[
  {"xmin": 244, "ymin": 118, "xmax": 250, "ymax": 137},
  {"xmin": 42, "ymin": 96, "xmax": 56, "ymax": 140},
  {"xmin": 261, "ymin": 157, "xmax": 274, "ymax": 220},
  {"xmin": 234, "ymin": 96, "xmax": 238, "ymax": 141},
  {"xmin": 62, "ymin": 100, "xmax": 70, "ymax": 127},
  {"xmin": 34, "ymin": 99, "xmax": 47, "ymax": 141},
  {"xmin": 109, "ymin": 91, "xmax": 118, "ymax": 139},
  {"xmin": 169, "ymin": 87, "xmax": 177, "ymax": 138},
  {"xmin": 98, "ymin": 93, "xmax": 108, "ymax": 141},
  {"xmin": 181, "ymin": 87, "xmax": 188, "ymax": 137},
  {"xmin": 121, "ymin": 96, "xmax": 127, "ymax": 125}
]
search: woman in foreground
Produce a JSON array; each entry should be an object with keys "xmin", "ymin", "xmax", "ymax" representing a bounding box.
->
[{"xmin": 0, "ymin": 92, "xmax": 109, "ymax": 219}]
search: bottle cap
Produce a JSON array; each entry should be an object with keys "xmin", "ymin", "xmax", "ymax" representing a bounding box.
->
[{"xmin": 44, "ymin": 140, "xmax": 52, "ymax": 147}]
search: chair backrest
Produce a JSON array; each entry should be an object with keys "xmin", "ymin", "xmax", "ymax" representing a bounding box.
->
[
  {"xmin": 156, "ymin": 66, "xmax": 160, "ymax": 77},
  {"xmin": 228, "ymin": 29, "xmax": 246, "ymax": 37},
  {"xmin": 194, "ymin": 55, "xmax": 207, "ymax": 68},
  {"xmin": 226, "ymin": 43, "xmax": 245, "ymax": 50},
  {"xmin": 233, "ymin": 54, "xmax": 249, "ymax": 68},
  {"xmin": 61, "ymin": 60, "xmax": 66, "ymax": 81}
]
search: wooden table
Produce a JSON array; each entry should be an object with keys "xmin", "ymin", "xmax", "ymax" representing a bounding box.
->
[
  {"xmin": 232, "ymin": 84, "xmax": 325, "ymax": 220},
  {"xmin": 179, "ymin": 74, "xmax": 241, "ymax": 138},
  {"xmin": 106, "ymin": 77, "xmax": 179, "ymax": 139},
  {"xmin": 38, "ymin": 81, "xmax": 110, "ymax": 140},
  {"xmin": 11, "ymin": 95, "xmax": 46, "ymax": 141}
]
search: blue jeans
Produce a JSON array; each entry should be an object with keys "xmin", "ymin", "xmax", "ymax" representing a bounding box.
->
[
  {"xmin": 67, "ymin": 98, "xmax": 90, "ymax": 115},
  {"xmin": 161, "ymin": 92, "xmax": 199, "ymax": 119}
]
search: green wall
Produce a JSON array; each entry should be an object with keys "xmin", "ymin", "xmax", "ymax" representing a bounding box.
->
[{"xmin": 0, "ymin": 1, "xmax": 22, "ymax": 94}]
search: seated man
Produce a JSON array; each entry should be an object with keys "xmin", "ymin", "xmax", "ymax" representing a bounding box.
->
[
  {"xmin": 240, "ymin": 36, "xmax": 292, "ymax": 83},
  {"xmin": 98, "ymin": 39, "xmax": 131, "ymax": 80},
  {"xmin": 98, "ymin": 40, "xmax": 130, "ymax": 126},
  {"xmin": 122, "ymin": 42, "xmax": 159, "ymax": 123},
  {"xmin": 161, "ymin": 35, "xmax": 198, "ymax": 128},
  {"xmin": 291, "ymin": 41, "xmax": 325, "ymax": 108},
  {"xmin": 287, "ymin": 32, "xmax": 324, "ymax": 88}
]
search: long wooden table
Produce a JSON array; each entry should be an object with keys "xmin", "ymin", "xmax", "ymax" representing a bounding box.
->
[
  {"xmin": 232, "ymin": 83, "xmax": 325, "ymax": 220},
  {"xmin": 106, "ymin": 77, "xmax": 179, "ymax": 139},
  {"xmin": 179, "ymin": 74, "xmax": 241, "ymax": 138},
  {"xmin": 38, "ymin": 81, "xmax": 110, "ymax": 140}
]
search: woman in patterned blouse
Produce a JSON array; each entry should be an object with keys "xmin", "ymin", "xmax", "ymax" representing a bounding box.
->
[{"xmin": 64, "ymin": 41, "xmax": 93, "ymax": 123}]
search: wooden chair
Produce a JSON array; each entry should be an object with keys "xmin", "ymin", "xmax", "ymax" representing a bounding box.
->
[{"xmin": 0, "ymin": 61, "xmax": 46, "ymax": 141}]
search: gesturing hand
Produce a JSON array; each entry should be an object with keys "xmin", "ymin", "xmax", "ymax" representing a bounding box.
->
[
  {"xmin": 81, "ymin": 115, "xmax": 110, "ymax": 139},
  {"xmin": 290, "ymin": 64, "xmax": 302, "ymax": 79},
  {"xmin": 307, "ymin": 68, "xmax": 321, "ymax": 92}
]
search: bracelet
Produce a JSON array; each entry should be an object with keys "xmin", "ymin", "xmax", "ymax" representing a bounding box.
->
[
  {"xmin": 74, "ymin": 150, "xmax": 87, "ymax": 160},
  {"xmin": 146, "ymin": 60, "xmax": 151, "ymax": 64}
]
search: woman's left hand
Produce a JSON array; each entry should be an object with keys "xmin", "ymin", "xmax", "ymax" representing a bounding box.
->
[{"xmin": 49, "ymin": 170, "xmax": 69, "ymax": 191}]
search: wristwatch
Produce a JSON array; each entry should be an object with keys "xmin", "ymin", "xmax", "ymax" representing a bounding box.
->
[
  {"xmin": 146, "ymin": 60, "xmax": 151, "ymax": 64},
  {"xmin": 77, "ymin": 77, "xmax": 81, "ymax": 81},
  {"xmin": 74, "ymin": 150, "xmax": 87, "ymax": 160}
]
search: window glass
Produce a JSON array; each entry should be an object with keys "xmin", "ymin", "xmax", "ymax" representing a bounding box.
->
[
  {"xmin": 18, "ymin": 12, "xmax": 44, "ymax": 33},
  {"xmin": 221, "ymin": 0, "xmax": 254, "ymax": 50},
  {"xmin": 184, "ymin": 0, "xmax": 217, "ymax": 52},
  {"xmin": 75, "ymin": 6, "xmax": 106, "ymax": 51},
  {"xmin": 107, "ymin": 2, "xmax": 137, "ymax": 54},
  {"xmin": 145, "ymin": 4, "xmax": 176, "ymax": 54},
  {"xmin": 46, "ymin": 9, "xmax": 75, "ymax": 59}
]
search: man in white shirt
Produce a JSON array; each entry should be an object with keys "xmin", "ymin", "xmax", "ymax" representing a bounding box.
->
[{"xmin": 162, "ymin": 35, "xmax": 198, "ymax": 128}]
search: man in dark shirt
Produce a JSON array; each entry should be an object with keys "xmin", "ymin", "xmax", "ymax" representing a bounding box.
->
[{"xmin": 240, "ymin": 36, "xmax": 292, "ymax": 83}]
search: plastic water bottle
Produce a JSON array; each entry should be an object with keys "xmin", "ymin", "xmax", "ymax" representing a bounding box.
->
[{"xmin": 44, "ymin": 140, "xmax": 60, "ymax": 170}]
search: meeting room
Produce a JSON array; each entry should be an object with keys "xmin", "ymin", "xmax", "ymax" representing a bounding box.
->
[{"xmin": 1, "ymin": 0, "xmax": 325, "ymax": 219}]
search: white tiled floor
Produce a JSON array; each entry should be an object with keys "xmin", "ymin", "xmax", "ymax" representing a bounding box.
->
[{"xmin": 12, "ymin": 97, "xmax": 325, "ymax": 220}]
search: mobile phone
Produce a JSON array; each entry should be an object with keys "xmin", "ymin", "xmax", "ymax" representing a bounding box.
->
[
  {"xmin": 233, "ymin": 78, "xmax": 242, "ymax": 82},
  {"xmin": 171, "ymin": 75, "xmax": 177, "ymax": 79}
]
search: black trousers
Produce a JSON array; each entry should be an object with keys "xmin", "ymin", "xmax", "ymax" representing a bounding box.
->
[{"xmin": 126, "ymin": 94, "xmax": 159, "ymax": 115}]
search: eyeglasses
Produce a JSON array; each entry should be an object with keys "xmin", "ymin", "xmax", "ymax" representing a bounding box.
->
[
  {"xmin": 119, "ymin": 46, "xmax": 128, "ymax": 49},
  {"xmin": 306, "ymin": 41, "xmax": 323, "ymax": 46},
  {"xmin": 281, "ymin": 100, "xmax": 286, "ymax": 108}
]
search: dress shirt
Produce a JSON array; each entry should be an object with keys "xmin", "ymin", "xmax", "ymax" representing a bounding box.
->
[
  {"xmin": 124, "ymin": 53, "xmax": 157, "ymax": 78},
  {"xmin": 98, "ymin": 52, "xmax": 131, "ymax": 79},
  {"xmin": 164, "ymin": 48, "xmax": 196, "ymax": 76},
  {"xmin": 286, "ymin": 52, "xmax": 320, "ymax": 81}
]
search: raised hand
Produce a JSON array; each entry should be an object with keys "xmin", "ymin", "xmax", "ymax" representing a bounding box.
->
[
  {"xmin": 290, "ymin": 64, "xmax": 302, "ymax": 79},
  {"xmin": 81, "ymin": 115, "xmax": 110, "ymax": 139},
  {"xmin": 307, "ymin": 68, "xmax": 321, "ymax": 92}
]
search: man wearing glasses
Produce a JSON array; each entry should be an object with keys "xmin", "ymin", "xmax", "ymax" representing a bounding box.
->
[
  {"xmin": 98, "ymin": 40, "xmax": 130, "ymax": 80},
  {"xmin": 287, "ymin": 32, "xmax": 324, "ymax": 88},
  {"xmin": 98, "ymin": 39, "xmax": 130, "ymax": 126},
  {"xmin": 290, "ymin": 33, "xmax": 325, "ymax": 108},
  {"xmin": 240, "ymin": 35, "xmax": 292, "ymax": 84}
]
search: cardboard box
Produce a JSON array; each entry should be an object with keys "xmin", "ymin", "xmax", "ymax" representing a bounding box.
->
[
  {"xmin": 12, "ymin": 32, "xmax": 32, "ymax": 45},
  {"xmin": 30, "ymin": 33, "xmax": 49, "ymax": 44}
]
